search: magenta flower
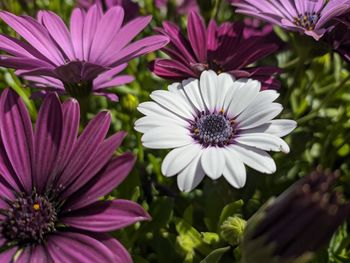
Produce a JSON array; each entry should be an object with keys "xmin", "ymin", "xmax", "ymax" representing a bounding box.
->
[
  {"xmin": 0, "ymin": 88, "xmax": 149, "ymax": 262},
  {"xmin": 0, "ymin": 5, "xmax": 169, "ymax": 101},
  {"xmin": 231, "ymin": 0, "xmax": 350, "ymax": 41},
  {"xmin": 77, "ymin": 0, "xmax": 139, "ymax": 22},
  {"xmin": 325, "ymin": 16, "xmax": 350, "ymax": 63},
  {"xmin": 149, "ymin": 11, "xmax": 281, "ymax": 90}
]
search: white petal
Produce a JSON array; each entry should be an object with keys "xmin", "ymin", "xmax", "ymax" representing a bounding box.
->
[
  {"xmin": 177, "ymin": 155, "xmax": 205, "ymax": 192},
  {"xmin": 217, "ymin": 73, "xmax": 235, "ymax": 110},
  {"xmin": 150, "ymin": 90, "xmax": 194, "ymax": 119},
  {"xmin": 229, "ymin": 144, "xmax": 276, "ymax": 174},
  {"xmin": 238, "ymin": 103, "xmax": 283, "ymax": 130},
  {"xmin": 200, "ymin": 70, "xmax": 218, "ymax": 111},
  {"xmin": 222, "ymin": 147, "xmax": 246, "ymax": 188},
  {"xmin": 200, "ymin": 147, "xmax": 225, "ymax": 180},
  {"xmin": 142, "ymin": 126, "xmax": 192, "ymax": 149},
  {"xmin": 183, "ymin": 78, "xmax": 206, "ymax": 112},
  {"xmin": 137, "ymin": 101, "xmax": 185, "ymax": 121},
  {"xmin": 226, "ymin": 80, "xmax": 261, "ymax": 118},
  {"xmin": 240, "ymin": 120, "xmax": 297, "ymax": 137},
  {"xmin": 161, "ymin": 144, "xmax": 202, "ymax": 177},
  {"xmin": 168, "ymin": 82, "xmax": 182, "ymax": 93},
  {"xmin": 134, "ymin": 115, "xmax": 188, "ymax": 133},
  {"xmin": 235, "ymin": 133, "xmax": 290, "ymax": 153}
]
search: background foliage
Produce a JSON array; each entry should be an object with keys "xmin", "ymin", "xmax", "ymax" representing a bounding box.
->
[{"xmin": 1, "ymin": 0, "xmax": 350, "ymax": 262}]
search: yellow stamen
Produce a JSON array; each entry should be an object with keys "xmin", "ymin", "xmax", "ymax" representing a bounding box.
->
[{"xmin": 33, "ymin": 203, "xmax": 40, "ymax": 211}]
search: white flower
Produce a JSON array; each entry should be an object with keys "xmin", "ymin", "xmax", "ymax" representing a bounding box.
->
[{"xmin": 135, "ymin": 70, "xmax": 296, "ymax": 192}]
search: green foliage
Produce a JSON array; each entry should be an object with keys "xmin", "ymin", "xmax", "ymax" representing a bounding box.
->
[{"xmin": 1, "ymin": 0, "xmax": 350, "ymax": 262}]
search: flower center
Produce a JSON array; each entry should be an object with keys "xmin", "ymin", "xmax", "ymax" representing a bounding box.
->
[
  {"xmin": 1, "ymin": 193, "xmax": 57, "ymax": 244},
  {"xmin": 190, "ymin": 60, "xmax": 224, "ymax": 74},
  {"xmin": 294, "ymin": 12, "xmax": 319, "ymax": 30},
  {"xmin": 191, "ymin": 111, "xmax": 236, "ymax": 147}
]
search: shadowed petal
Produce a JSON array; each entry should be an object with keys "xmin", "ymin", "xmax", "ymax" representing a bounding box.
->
[
  {"xmin": 47, "ymin": 232, "xmax": 115, "ymax": 263},
  {"xmin": 62, "ymin": 200, "xmax": 150, "ymax": 232},
  {"xmin": 56, "ymin": 111, "xmax": 111, "ymax": 191},
  {"xmin": 65, "ymin": 153, "xmax": 135, "ymax": 211},
  {"xmin": 0, "ymin": 88, "xmax": 34, "ymax": 193},
  {"xmin": 33, "ymin": 93, "xmax": 63, "ymax": 193}
]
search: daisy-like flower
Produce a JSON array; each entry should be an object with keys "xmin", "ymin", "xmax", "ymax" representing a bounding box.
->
[
  {"xmin": 149, "ymin": 11, "xmax": 281, "ymax": 90},
  {"xmin": 0, "ymin": 88, "xmax": 150, "ymax": 262},
  {"xmin": 135, "ymin": 71, "xmax": 296, "ymax": 192},
  {"xmin": 0, "ymin": 5, "xmax": 169, "ymax": 101},
  {"xmin": 77, "ymin": 0, "xmax": 139, "ymax": 22},
  {"xmin": 242, "ymin": 169, "xmax": 350, "ymax": 263},
  {"xmin": 231, "ymin": 0, "xmax": 350, "ymax": 41}
]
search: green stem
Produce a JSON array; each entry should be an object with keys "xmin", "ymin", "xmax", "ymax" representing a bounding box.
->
[{"xmin": 211, "ymin": 0, "xmax": 221, "ymax": 20}]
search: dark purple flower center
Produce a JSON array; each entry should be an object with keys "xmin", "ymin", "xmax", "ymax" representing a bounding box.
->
[
  {"xmin": 190, "ymin": 111, "xmax": 236, "ymax": 147},
  {"xmin": 1, "ymin": 192, "xmax": 57, "ymax": 244},
  {"xmin": 294, "ymin": 12, "xmax": 320, "ymax": 30},
  {"xmin": 190, "ymin": 60, "xmax": 224, "ymax": 75}
]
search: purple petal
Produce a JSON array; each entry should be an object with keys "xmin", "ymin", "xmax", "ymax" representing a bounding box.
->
[
  {"xmin": 0, "ymin": 88, "xmax": 34, "ymax": 193},
  {"xmin": 0, "ymin": 12, "xmax": 64, "ymax": 65},
  {"xmin": 93, "ymin": 75, "xmax": 134, "ymax": 90},
  {"xmin": 47, "ymin": 232, "xmax": 115, "ymax": 263},
  {"xmin": 93, "ymin": 92, "xmax": 119, "ymax": 101},
  {"xmin": 89, "ymin": 233, "xmax": 132, "ymax": 263},
  {"xmin": 49, "ymin": 99, "xmax": 80, "ymax": 185},
  {"xmin": 40, "ymin": 11, "xmax": 76, "ymax": 60},
  {"xmin": 187, "ymin": 11, "xmax": 207, "ymax": 63},
  {"xmin": 62, "ymin": 199, "xmax": 150, "ymax": 232},
  {"xmin": 110, "ymin": 35, "xmax": 169, "ymax": 66},
  {"xmin": 96, "ymin": 15, "xmax": 152, "ymax": 65},
  {"xmin": 83, "ymin": 5, "xmax": 103, "ymax": 61},
  {"xmin": 149, "ymin": 59, "xmax": 197, "ymax": 80},
  {"xmin": 56, "ymin": 111, "xmax": 111, "ymax": 191},
  {"xmin": 33, "ymin": 93, "xmax": 63, "ymax": 193},
  {"xmin": 70, "ymin": 8, "xmax": 86, "ymax": 61},
  {"xmin": 0, "ymin": 247, "xmax": 17, "ymax": 263},
  {"xmin": 61, "ymin": 131, "xmax": 126, "ymax": 199},
  {"xmin": 65, "ymin": 152, "xmax": 136, "ymax": 210},
  {"xmin": 90, "ymin": 6, "xmax": 124, "ymax": 63}
]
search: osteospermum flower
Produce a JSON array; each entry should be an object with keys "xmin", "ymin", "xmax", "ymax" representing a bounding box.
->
[
  {"xmin": 0, "ymin": 5, "xmax": 169, "ymax": 101},
  {"xmin": 149, "ymin": 11, "xmax": 281, "ymax": 90},
  {"xmin": 242, "ymin": 169, "xmax": 350, "ymax": 263},
  {"xmin": 77, "ymin": 0, "xmax": 139, "ymax": 22},
  {"xmin": 135, "ymin": 71, "xmax": 296, "ymax": 191},
  {"xmin": 0, "ymin": 88, "xmax": 149, "ymax": 262},
  {"xmin": 231, "ymin": 0, "xmax": 350, "ymax": 41}
]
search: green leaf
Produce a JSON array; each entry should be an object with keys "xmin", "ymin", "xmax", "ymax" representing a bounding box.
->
[
  {"xmin": 200, "ymin": 246, "xmax": 231, "ymax": 263},
  {"xmin": 218, "ymin": 200, "xmax": 244, "ymax": 227}
]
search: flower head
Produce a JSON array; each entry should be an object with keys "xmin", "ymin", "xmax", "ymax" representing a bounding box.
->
[
  {"xmin": 149, "ymin": 11, "xmax": 281, "ymax": 90},
  {"xmin": 0, "ymin": 5, "xmax": 169, "ymax": 101},
  {"xmin": 135, "ymin": 71, "xmax": 296, "ymax": 192},
  {"xmin": 231, "ymin": 0, "xmax": 350, "ymax": 41},
  {"xmin": 77, "ymin": 0, "xmax": 139, "ymax": 22},
  {"xmin": 0, "ymin": 88, "xmax": 150, "ymax": 262},
  {"xmin": 242, "ymin": 169, "xmax": 350, "ymax": 263}
]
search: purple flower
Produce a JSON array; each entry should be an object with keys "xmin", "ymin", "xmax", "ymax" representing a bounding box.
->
[
  {"xmin": 0, "ymin": 5, "xmax": 169, "ymax": 101},
  {"xmin": 231, "ymin": 0, "xmax": 350, "ymax": 41},
  {"xmin": 149, "ymin": 11, "xmax": 281, "ymax": 90},
  {"xmin": 325, "ymin": 15, "xmax": 350, "ymax": 63},
  {"xmin": 0, "ymin": 88, "xmax": 150, "ymax": 262},
  {"xmin": 242, "ymin": 169, "xmax": 350, "ymax": 262},
  {"xmin": 155, "ymin": 0, "xmax": 199, "ymax": 15},
  {"xmin": 77, "ymin": 0, "xmax": 139, "ymax": 22}
]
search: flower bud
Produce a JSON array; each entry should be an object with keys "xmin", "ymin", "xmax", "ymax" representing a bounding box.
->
[{"xmin": 220, "ymin": 216, "xmax": 246, "ymax": 246}]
